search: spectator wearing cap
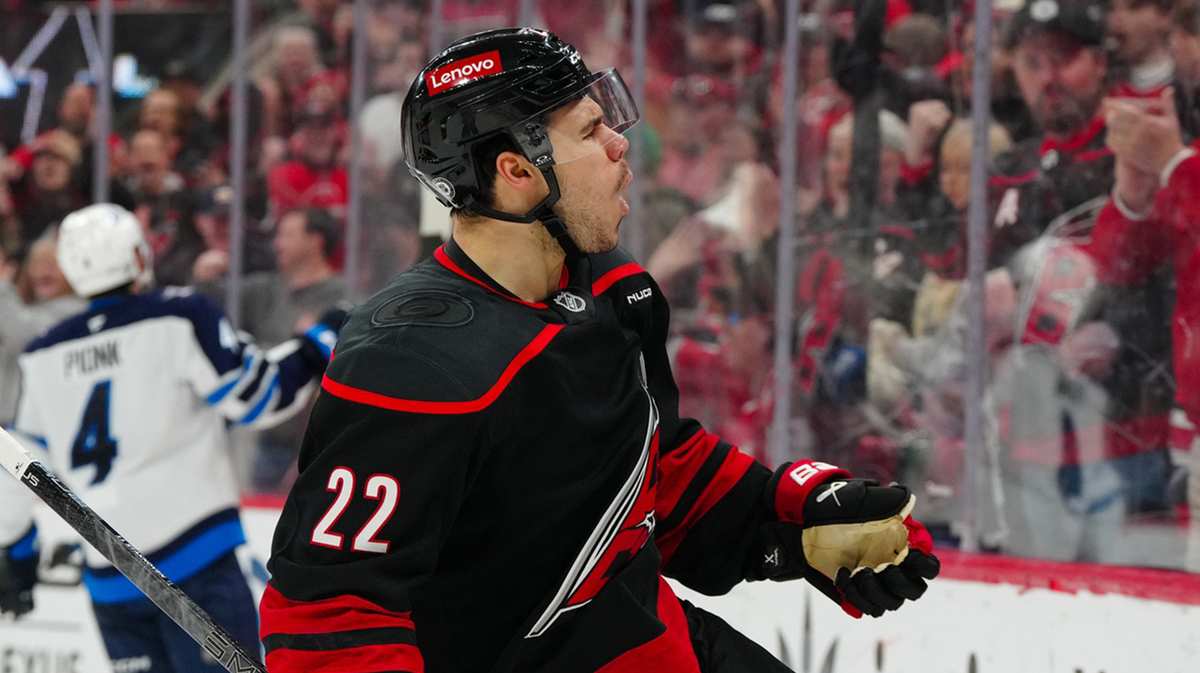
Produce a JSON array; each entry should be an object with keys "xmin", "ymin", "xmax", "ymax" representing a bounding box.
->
[
  {"xmin": 10, "ymin": 130, "xmax": 86, "ymax": 245},
  {"xmin": 916, "ymin": 0, "xmax": 1113, "ymax": 277},
  {"xmin": 678, "ymin": 1, "xmax": 765, "ymax": 81},
  {"xmin": 879, "ymin": 12, "xmax": 952, "ymax": 117},
  {"xmin": 2, "ymin": 84, "xmax": 127, "ymax": 189},
  {"xmin": 190, "ymin": 183, "xmax": 277, "ymax": 286},
  {"xmin": 1107, "ymin": 0, "xmax": 1200, "ymax": 139}
]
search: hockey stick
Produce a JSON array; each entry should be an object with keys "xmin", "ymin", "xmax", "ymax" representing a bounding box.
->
[{"xmin": 0, "ymin": 427, "xmax": 266, "ymax": 673}]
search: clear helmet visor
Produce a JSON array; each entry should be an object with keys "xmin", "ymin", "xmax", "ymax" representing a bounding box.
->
[{"xmin": 524, "ymin": 68, "xmax": 640, "ymax": 166}]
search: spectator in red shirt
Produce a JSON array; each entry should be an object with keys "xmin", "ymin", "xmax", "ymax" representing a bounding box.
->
[
  {"xmin": 1099, "ymin": 88, "xmax": 1200, "ymax": 571},
  {"xmin": 267, "ymin": 100, "xmax": 349, "ymax": 227}
]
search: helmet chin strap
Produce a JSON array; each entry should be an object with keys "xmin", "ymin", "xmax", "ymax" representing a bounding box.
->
[{"xmin": 460, "ymin": 166, "xmax": 586, "ymax": 260}]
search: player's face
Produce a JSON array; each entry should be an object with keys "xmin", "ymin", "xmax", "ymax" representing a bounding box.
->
[
  {"xmin": 1012, "ymin": 33, "xmax": 1107, "ymax": 136},
  {"xmin": 545, "ymin": 97, "xmax": 632, "ymax": 254}
]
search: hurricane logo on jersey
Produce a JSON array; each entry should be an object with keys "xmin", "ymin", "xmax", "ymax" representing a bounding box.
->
[{"xmin": 526, "ymin": 389, "xmax": 660, "ymax": 639}]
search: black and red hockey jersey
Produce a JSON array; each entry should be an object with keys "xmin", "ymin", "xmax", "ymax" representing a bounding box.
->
[{"xmin": 260, "ymin": 239, "xmax": 805, "ymax": 673}]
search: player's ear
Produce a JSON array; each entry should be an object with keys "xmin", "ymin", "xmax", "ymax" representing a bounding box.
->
[{"xmin": 495, "ymin": 150, "xmax": 537, "ymax": 190}]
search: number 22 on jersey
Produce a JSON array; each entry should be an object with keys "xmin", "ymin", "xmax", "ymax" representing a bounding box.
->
[{"xmin": 310, "ymin": 467, "xmax": 398, "ymax": 554}]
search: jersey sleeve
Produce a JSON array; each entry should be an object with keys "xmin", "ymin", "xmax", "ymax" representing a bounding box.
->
[
  {"xmin": 1086, "ymin": 199, "xmax": 1175, "ymax": 286},
  {"xmin": 260, "ymin": 347, "xmax": 490, "ymax": 673},
  {"xmin": 595, "ymin": 266, "xmax": 770, "ymax": 596},
  {"xmin": 175, "ymin": 290, "xmax": 324, "ymax": 429}
]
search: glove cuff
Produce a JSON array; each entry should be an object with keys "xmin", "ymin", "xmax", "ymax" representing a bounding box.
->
[
  {"xmin": 770, "ymin": 460, "xmax": 852, "ymax": 525},
  {"xmin": 298, "ymin": 324, "xmax": 337, "ymax": 372}
]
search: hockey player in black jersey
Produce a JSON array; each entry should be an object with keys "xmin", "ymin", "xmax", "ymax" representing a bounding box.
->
[{"xmin": 260, "ymin": 28, "xmax": 940, "ymax": 673}]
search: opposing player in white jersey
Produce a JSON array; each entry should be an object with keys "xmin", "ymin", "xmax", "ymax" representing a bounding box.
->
[{"xmin": 0, "ymin": 203, "xmax": 341, "ymax": 673}]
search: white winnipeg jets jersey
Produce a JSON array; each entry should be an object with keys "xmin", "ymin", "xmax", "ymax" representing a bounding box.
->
[{"xmin": 8, "ymin": 287, "xmax": 322, "ymax": 603}]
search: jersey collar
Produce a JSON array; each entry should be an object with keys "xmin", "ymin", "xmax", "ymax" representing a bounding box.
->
[
  {"xmin": 1038, "ymin": 115, "xmax": 1105, "ymax": 157},
  {"xmin": 434, "ymin": 237, "xmax": 569, "ymax": 310}
]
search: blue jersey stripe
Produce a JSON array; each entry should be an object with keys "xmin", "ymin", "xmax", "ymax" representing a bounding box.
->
[
  {"xmin": 241, "ymin": 372, "xmax": 281, "ymax": 425},
  {"xmin": 83, "ymin": 518, "xmax": 246, "ymax": 604},
  {"xmin": 205, "ymin": 354, "xmax": 256, "ymax": 406}
]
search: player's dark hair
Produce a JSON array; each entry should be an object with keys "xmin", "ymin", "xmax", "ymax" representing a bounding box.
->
[{"xmin": 448, "ymin": 117, "xmax": 545, "ymax": 221}]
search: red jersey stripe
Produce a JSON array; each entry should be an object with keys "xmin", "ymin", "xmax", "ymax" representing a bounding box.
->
[
  {"xmin": 655, "ymin": 430, "xmax": 720, "ymax": 522},
  {"xmin": 321, "ymin": 324, "xmax": 565, "ymax": 414},
  {"xmin": 1072, "ymin": 147, "xmax": 1113, "ymax": 164},
  {"xmin": 656, "ymin": 449, "xmax": 756, "ymax": 564},
  {"xmin": 593, "ymin": 263, "xmax": 645, "ymax": 296},
  {"xmin": 264, "ymin": 642, "xmax": 424, "ymax": 673},
  {"xmin": 259, "ymin": 584, "xmax": 415, "ymax": 637},
  {"xmin": 594, "ymin": 577, "xmax": 701, "ymax": 673}
]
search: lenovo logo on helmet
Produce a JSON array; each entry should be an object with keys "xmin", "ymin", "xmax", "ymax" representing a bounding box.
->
[{"xmin": 426, "ymin": 50, "xmax": 502, "ymax": 95}]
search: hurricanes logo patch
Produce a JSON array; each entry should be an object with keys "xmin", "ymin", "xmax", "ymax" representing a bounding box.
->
[
  {"xmin": 371, "ymin": 290, "xmax": 475, "ymax": 328},
  {"xmin": 426, "ymin": 50, "xmax": 502, "ymax": 95}
]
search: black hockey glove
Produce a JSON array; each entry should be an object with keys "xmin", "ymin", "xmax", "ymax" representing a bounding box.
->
[
  {"xmin": 297, "ymin": 307, "xmax": 348, "ymax": 372},
  {"xmin": 0, "ymin": 526, "xmax": 39, "ymax": 618},
  {"xmin": 761, "ymin": 461, "xmax": 940, "ymax": 618}
]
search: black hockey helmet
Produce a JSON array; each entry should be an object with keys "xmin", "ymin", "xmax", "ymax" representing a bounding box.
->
[{"xmin": 401, "ymin": 28, "xmax": 638, "ymax": 253}]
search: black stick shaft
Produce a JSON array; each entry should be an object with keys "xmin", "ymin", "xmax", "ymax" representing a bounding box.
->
[{"xmin": 0, "ymin": 431, "xmax": 266, "ymax": 673}]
